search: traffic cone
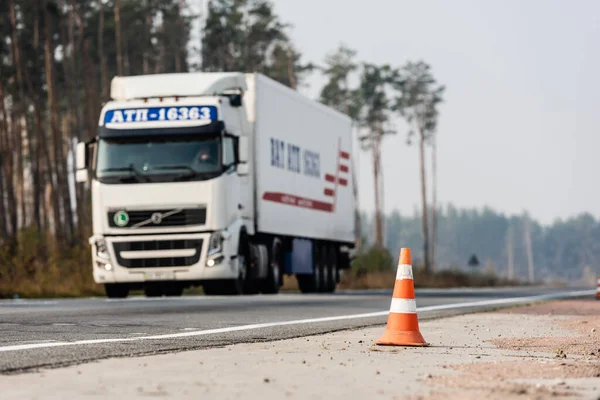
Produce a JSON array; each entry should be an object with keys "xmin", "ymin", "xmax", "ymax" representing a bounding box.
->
[
  {"xmin": 596, "ymin": 276, "xmax": 600, "ymax": 300},
  {"xmin": 376, "ymin": 248, "xmax": 428, "ymax": 346}
]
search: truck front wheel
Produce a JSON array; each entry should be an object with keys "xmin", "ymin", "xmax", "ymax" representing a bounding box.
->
[
  {"xmin": 104, "ymin": 283, "xmax": 129, "ymax": 299},
  {"xmin": 260, "ymin": 239, "xmax": 282, "ymax": 294}
]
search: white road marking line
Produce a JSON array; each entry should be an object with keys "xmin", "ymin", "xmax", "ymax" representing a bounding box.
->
[{"xmin": 0, "ymin": 290, "xmax": 593, "ymax": 353}]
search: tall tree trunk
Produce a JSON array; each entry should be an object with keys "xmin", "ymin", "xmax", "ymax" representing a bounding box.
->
[
  {"xmin": 506, "ymin": 224, "xmax": 514, "ymax": 279},
  {"xmin": 174, "ymin": 15, "xmax": 182, "ymax": 73},
  {"xmin": 44, "ymin": 5, "xmax": 67, "ymax": 242},
  {"xmin": 28, "ymin": 5, "xmax": 43, "ymax": 233},
  {"xmin": 372, "ymin": 129, "xmax": 383, "ymax": 248},
  {"xmin": 31, "ymin": 103, "xmax": 43, "ymax": 233},
  {"xmin": 143, "ymin": 0, "xmax": 151, "ymax": 74},
  {"xmin": 98, "ymin": 0, "xmax": 108, "ymax": 98},
  {"xmin": 523, "ymin": 216, "xmax": 535, "ymax": 282},
  {"xmin": 9, "ymin": 0, "xmax": 29, "ymax": 230},
  {"xmin": 287, "ymin": 47, "xmax": 296, "ymax": 90},
  {"xmin": 0, "ymin": 146, "xmax": 7, "ymax": 242},
  {"xmin": 0, "ymin": 84, "xmax": 17, "ymax": 240},
  {"xmin": 419, "ymin": 131, "xmax": 430, "ymax": 272},
  {"xmin": 0, "ymin": 85, "xmax": 9, "ymax": 241},
  {"xmin": 83, "ymin": 40, "xmax": 100, "ymax": 139},
  {"xmin": 114, "ymin": 0, "xmax": 123, "ymax": 76},
  {"xmin": 431, "ymin": 135, "xmax": 437, "ymax": 271},
  {"xmin": 15, "ymin": 115, "xmax": 25, "ymax": 228},
  {"xmin": 79, "ymin": 39, "xmax": 100, "ymax": 236},
  {"xmin": 123, "ymin": 34, "xmax": 130, "ymax": 75}
]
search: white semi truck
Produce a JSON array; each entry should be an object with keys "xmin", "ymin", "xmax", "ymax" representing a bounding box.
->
[{"xmin": 75, "ymin": 72, "xmax": 355, "ymax": 298}]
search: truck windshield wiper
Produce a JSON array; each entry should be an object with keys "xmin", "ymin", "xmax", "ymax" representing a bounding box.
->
[
  {"xmin": 153, "ymin": 165, "xmax": 199, "ymax": 180},
  {"xmin": 101, "ymin": 164, "xmax": 150, "ymax": 182},
  {"xmin": 153, "ymin": 165, "xmax": 196, "ymax": 173}
]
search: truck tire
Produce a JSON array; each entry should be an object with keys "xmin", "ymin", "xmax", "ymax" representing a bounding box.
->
[
  {"xmin": 203, "ymin": 278, "xmax": 244, "ymax": 295},
  {"xmin": 104, "ymin": 283, "xmax": 129, "ymax": 299},
  {"xmin": 222, "ymin": 276, "xmax": 245, "ymax": 295},
  {"xmin": 260, "ymin": 239, "xmax": 282, "ymax": 294},
  {"xmin": 202, "ymin": 281, "xmax": 222, "ymax": 296},
  {"xmin": 297, "ymin": 243, "xmax": 323, "ymax": 293},
  {"xmin": 323, "ymin": 245, "xmax": 337, "ymax": 293},
  {"xmin": 243, "ymin": 243, "xmax": 260, "ymax": 295}
]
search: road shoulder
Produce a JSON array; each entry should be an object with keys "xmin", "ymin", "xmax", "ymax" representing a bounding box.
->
[{"xmin": 0, "ymin": 299, "xmax": 598, "ymax": 399}]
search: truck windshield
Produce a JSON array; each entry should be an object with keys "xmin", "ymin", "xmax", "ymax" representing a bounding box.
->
[{"xmin": 95, "ymin": 135, "xmax": 222, "ymax": 183}]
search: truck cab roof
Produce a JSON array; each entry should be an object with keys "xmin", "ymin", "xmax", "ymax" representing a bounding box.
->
[{"xmin": 110, "ymin": 72, "xmax": 248, "ymax": 101}]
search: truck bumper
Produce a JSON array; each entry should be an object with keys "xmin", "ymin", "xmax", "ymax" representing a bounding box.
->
[{"xmin": 90, "ymin": 233, "xmax": 238, "ymax": 284}]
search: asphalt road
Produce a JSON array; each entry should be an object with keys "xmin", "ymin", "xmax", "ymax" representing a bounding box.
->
[{"xmin": 0, "ymin": 286, "xmax": 593, "ymax": 374}]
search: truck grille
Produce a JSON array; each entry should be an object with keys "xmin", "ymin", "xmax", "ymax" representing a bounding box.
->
[
  {"xmin": 113, "ymin": 239, "xmax": 203, "ymax": 268},
  {"xmin": 108, "ymin": 208, "xmax": 206, "ymax": 228}
]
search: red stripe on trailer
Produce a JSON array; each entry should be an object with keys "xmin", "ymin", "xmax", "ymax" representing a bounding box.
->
[
  {"xmin": 338, "ymin": 178, "xmax": 348, "ymax": 186},
  {"xmin": 324, "ymin": 188, "xmax": 335, "ymax": 196},
  {"xmin": 262, "ymin": 192, "xmax": 334, "ymax": 213},
  {"xmin": 325, "ymin": 174, "xmax": 335, "ymax": 183},
  {"xmin": 340, "ymin": 151, "xmax": 350, "ymax": 159},
  {"xmin": 339, "ymin": 165, "xmax": 349, "ymax": 173}
]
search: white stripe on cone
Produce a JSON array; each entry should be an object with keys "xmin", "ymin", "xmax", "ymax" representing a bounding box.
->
[
  {"xmin": 396, "ymin": 264, "xmax": 414, "ymax": 280},
  {"xmin": 389, "ymin": 298, "xmax": 417, "ymax": 314}
]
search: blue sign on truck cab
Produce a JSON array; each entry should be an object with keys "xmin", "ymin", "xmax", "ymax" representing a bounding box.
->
[{"xmin": 103, "ymin": 106, "xmax": 218, "ymax": 125}]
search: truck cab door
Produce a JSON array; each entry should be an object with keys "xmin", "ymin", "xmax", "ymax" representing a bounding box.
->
[{"xmin": 224, "ymin": 134, "xmax": 256, "ymax": 230}]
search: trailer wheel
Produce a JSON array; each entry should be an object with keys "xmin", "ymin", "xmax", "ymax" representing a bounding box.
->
[
  {"xmin": 104, "ymin": 283, "xmax": 129, "ymax": 299},
  {"xmin": 260, "ymin": 239, "xmax": 282, "ymax": 294},
  {"xmin": 202, "ymin": 281, "xmax": 222, "ymax": 295},
  {"xmin": 323, "ymin": 245, "xmax": 337, "ymax": 293},
  {"xmin": 297, "ymin": 243, "xmax": 323, "ymax": 293}
]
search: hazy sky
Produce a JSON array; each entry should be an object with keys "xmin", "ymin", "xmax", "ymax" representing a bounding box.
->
[{"xmin": 267, "ymin": 0, "xmax": 600, "ymax": 224}]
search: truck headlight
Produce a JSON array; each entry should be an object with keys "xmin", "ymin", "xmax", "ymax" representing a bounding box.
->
[
  {"xmin": 96, "ymin": 239, "xmax": 109, "ymax": 260},
  {"xmin": 96, "ymin": 261, "xmax": 113, "ymax": 271},
  {"xmin": 207, "ymin": 232, "xmax": 223, "ymax": 256}
]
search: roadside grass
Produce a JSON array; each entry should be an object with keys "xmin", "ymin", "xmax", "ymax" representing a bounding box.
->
[
  {"xmin": 1, "ymin": 268, "xmax": 520, "ymax": 298},
  {"xmin": 280, "ymin": 267, "xmax": 522, "ymax": 292},
  {"xmin": 1, "ymin": 237, "xmax": 522, "ymax": 299},
  {"xmin": 0, "ymin": 228, "xmax": 104, "ymax": 299}
]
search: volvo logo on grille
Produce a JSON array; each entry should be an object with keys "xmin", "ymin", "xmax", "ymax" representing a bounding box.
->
[
  {"xmin": 151, "ymin": 212, "xmax": 163, "ymax": 224},
  {"xmin": 125, "ymin": 208, "xmax": 183, "ymax": 229}
]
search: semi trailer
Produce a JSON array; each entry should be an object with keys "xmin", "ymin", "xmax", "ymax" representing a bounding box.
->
[{"xmin": 75, "ymin": 72, "xmax": 355, "ymax": 298}]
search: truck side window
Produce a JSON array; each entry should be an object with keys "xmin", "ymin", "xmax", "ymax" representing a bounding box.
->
[{"xmin": 223, "ymin": 136, "xmax": 235, "ymax": 169}]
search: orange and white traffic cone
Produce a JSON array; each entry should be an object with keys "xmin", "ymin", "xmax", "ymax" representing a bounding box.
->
[
  {"xmin": 376, "ymin": 248, "xmax": 428, "ymax": 346},
  {"xmin": 596, "ymin": 276, "xmax": 600, "ymax": 300}
]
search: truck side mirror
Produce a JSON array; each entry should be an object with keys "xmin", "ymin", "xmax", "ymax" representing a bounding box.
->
[
  {"xmin": 76, "ymin": 142, "xmax": 88, "ymax": 169},
  {"xmin": 237, "ymin": 163, "xmax": 249, "ymax": 176},
  {"xmin": 236, "ymin": 136, "xmax": 249, "ymax": 176},
  {"xmin": 76, "ymin": 169, "xmax": 89, "ymax": 182},
  {"xmin": 75, "ymin": 142, "xmax": 89, "ymax": 183},
  {"xmin": 238, "ymin": 136, "xmax": 249, "ymax": 163}
]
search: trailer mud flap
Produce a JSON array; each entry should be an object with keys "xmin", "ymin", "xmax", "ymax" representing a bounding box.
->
[{"xmin": 289, "ymin": 238, "xmax": 313, "ymax": 274}]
